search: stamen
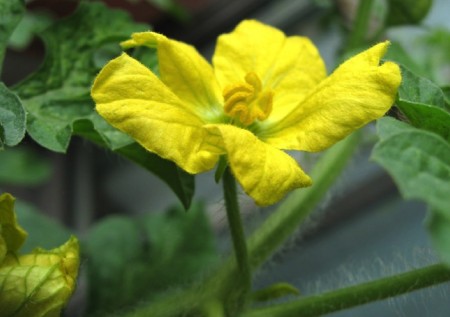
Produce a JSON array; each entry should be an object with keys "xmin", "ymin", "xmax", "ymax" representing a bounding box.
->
[
  {"xmin": 223, "ymin": 72, "xmax": 273, "ymax": 126},
  {"xmin": 224, "ymin": 92, "xmax": 250, "ymax": 114},
  {"xmin": 223, "ymin": 83, "xmax": 253, "ymax": 100},
  {"xmin": 245, "ymin": 72, "xmax": 262, "ymax": 92}
]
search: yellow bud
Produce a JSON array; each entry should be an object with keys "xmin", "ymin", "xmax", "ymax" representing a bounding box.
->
[{"xmin": 0, "ymin": 193, "xmax": 80, "ymax": 317}]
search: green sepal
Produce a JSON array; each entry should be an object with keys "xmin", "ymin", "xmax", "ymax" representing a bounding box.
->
[
  {"xmin": 251, "ymin": 282, "xmax": 300, "ymax": 303},
  {"xmin": 214, "ymin": 155, "xmax": 228, "ymax": 183}
]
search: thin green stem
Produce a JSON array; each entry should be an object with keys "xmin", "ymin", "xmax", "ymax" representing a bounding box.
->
[
  {"xmin": 241, "ymin": 263, "xmax": 450, "ymax": 317},
  {"xmin": 347, "ymin": 0, "xmax": 374, "ymax": 51},
  {"xmin": 205, "ymin": 133, "xmax": 360, "ymax": 301},
  {"xmin": 223, "ymin": 167, "xmax": 252, "ymax": 302}
]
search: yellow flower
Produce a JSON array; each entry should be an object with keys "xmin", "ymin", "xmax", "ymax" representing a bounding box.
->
[
  {"xmin": 0, "ymin": 193, "xmax": 80, "ymax": 317},
  {"xmin": 91, "ymin": 20, "xmax": 401, "ymax": 206}
]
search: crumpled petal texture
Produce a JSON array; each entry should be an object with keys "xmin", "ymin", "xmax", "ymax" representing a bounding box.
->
[
  {"xmin": 92, "ymin": 20, "xmax": 401, "ymax": 206},
  {"xmin": 204, "ymin": 124, "xmax": 311, "ymax": 205},
  {"xmin": 0, "ymin": 193, "xmax": 80, "ymax": 317}
]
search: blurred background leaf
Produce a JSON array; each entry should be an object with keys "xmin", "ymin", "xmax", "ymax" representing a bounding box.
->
[
  {"xmin": 386, "ymin": 0, "xmax": 432, "ymax": 26},
  {"xmin": 0, "ymin": 146, "xmax": 51, "ymax": 185},
  {"xmin": 84, "ymin": 203, "xmax": 217, "ymax": 316},
  {"xmin": 144, "ymin": 0, "xmax": 190, "ymax": 22},
  {"xmin": 7, "ymin": 10, "xmax": 53, "ymax": 51},
  {"xmin": 14, "ymin": 199, "xmax": 72, "ymax": 253},
  {"xmin": 387, "ymin": 27, "xmax": 450, "ymax": 86},
  {"xmin": 426, "ymin": 210, "xmax": 450, "ymax": 266},
  {"xmin": 0, "ymin": 0, "xmax": 25, "ymax": 72},
  {"xmin": 0, "ymin": 0, "xmax": 26, "ymax": 149}
]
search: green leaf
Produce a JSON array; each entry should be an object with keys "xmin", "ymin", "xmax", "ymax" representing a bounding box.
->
[
  {"xmin": 398, "ymin": 65, "xmax": 447, "ymax": 109},
  {"xmin": 375, "ymin": 117, "xmax": 450, "ymax": 265},
  {"xmin": 372, "ymin": 117, "xmax": 450, "ymax": 212},
  {"xmin": 0, "ymin": 82, "xmax": 26, "ymax": 148},
  {"xmin": 11, "ymin": 2, "xmax": 195, "ymax": 208},
  {"xmin": 426, "ymin": 210, "xmax": 450, "ymax": 266},
  {"xmin": 376, "ymin": 116, "xmax": 415, "ymax": 140},
  {"xmin": 0, "ymin": 0, "xmax": 25, "ymax": 72},
  {"xmin": 140, "ymin": 203, "xmax": 217, "ymax": 282},
  {"xmin": 442, "ymin": 86, "xmax": 450, "ymax": 106},
  {"xmin": 386, "ymin": 0, "xmax": 432, "ymax": 26},
  {"xmin": 85, "ymin": 203, "xmax": 217, "ymax": 315},
  {"xmin": 395, "ymin": 66, "xmax": 450, "ymax": 141},
  {"xmin": 7, "ymin": 11, "xmax": 53, "ymax": 51},
  {"xmin": 397, "ymin": 102, "xmax": 450, "ymax": 142},
  {"xmin": 0, "ymin": 146, "xmax": 51, "ymax": 185},
  {"xmin": 12, "ymin": 2, "xmax": 148, "ymax": 152}
]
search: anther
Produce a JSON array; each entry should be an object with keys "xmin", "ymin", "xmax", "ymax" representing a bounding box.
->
[{"xmin": 223, "ymin": 72, "xmax": 273, "ymax": 126}]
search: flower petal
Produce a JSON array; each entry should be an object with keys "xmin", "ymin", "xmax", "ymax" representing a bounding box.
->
[
  {"xmin": 213, "ymin": 20, "xmax": 286, "ymax": 87},
  {"xmin": 267, "ymin": 36, "xmax": 327, "ymax": 121},
  {"xmin": 263, "ymin": 42, "xmax": 401, "ymax": 152},
  {"xmin": 0, "ymin": 193, "xmax": 27, "ymax": 257},
  {"xmin": 204, "ymin": 124, "xmax": 312, "ymax": 206},
  {"xmin": 92, "ymin": 53, "xmax": 219, "ymax": 173},
  {"xmin": 122, "ymin": 32, "xmax": 223, "ymax": 121}
]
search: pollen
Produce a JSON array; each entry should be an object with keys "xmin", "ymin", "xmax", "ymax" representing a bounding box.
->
[{"xmin": 223, "ymin": 72, "xmax": 273, "ymax": 126}]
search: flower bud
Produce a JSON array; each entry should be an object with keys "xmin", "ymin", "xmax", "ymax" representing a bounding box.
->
[{"xmin": 0, "ymin": 193, "xmax": 80, "ymax": 317}]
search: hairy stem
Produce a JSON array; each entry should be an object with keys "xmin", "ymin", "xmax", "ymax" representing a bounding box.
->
[
  {"xmin": 242, "ymin": 263, "xmax": 450, "ymax": 317},
  {"xmin": 223, "ymin": 167, "xmax": 252, "ymax": 305}
]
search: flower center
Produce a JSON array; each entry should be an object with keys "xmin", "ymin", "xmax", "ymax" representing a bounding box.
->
[{"xmin": 223, "ymin": 72, "xmax": 273, "ymax": 126}]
